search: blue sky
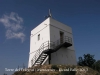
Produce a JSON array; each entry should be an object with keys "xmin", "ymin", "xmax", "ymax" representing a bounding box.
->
[{"xmin": 0, "ymin": 0, "xmax": 100, "ymax": 75}]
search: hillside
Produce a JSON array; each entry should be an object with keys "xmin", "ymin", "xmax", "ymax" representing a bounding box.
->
[{"xmin": 13, "ymin": 65, "xmax": 100, "ymax": 75}]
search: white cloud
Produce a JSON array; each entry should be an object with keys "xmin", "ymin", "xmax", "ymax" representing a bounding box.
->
[{"xmin": 0, "ymin": 12, "xmax": 25, "ymax": 42}]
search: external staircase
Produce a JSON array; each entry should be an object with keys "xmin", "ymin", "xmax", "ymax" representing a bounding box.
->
[{"xmin": 31, "ymin": 36, "xmax": 72, "ymax": 67}]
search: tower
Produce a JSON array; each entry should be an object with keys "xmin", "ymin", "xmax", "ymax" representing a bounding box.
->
[{"xmin": 28, "ymin": 10, "xmax": 77, "ymax": 67}]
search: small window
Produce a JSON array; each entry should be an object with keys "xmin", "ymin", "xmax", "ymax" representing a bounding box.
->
[{"xmin": 38, "ymin": 34, "xmax": 40, "ymax": 41}]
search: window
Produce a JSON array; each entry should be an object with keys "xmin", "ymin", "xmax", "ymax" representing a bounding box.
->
[
  {"xmin": 60, "ymin": 31, "xmax": 64, "ymax": 44},
  {"xmin": 38, "ymin": 34, "xmax": 40, "ymax": 41}
]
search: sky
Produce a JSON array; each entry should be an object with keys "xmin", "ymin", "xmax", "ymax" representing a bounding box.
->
[{"xmin": 0, "ymin": 0, "xmax": 100, "ymax": 75}]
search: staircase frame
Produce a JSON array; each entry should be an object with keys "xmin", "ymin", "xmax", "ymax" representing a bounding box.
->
[{"xmin": 31, "ymin": 36, "xmax": 72, "ymax": 67}]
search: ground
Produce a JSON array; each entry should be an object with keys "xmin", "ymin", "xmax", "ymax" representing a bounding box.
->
[{"xmin": 13, "ymin": 65, "xmax": 100, "ymax": 75}]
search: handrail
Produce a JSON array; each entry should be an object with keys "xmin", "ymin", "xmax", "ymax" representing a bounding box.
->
[
  {"xmin": 32, "ymin": 41, "xmax": 51, "ymax": 65},
  {"xmin": 31, "ymin": 36, "xmax": 72, "ymax": 66},
  {"xmin": 30, "ymin": 36, "xmax": 72, "ymax": 54}
]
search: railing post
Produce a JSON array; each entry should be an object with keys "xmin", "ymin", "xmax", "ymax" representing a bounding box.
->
[
  {"xmin": 43, "ymin": 43, "xmax": 44, "ymax": 51},
  {"xmin": 66, "ymin": 36, "xmax": 68, "ymax": 42},
  {"xmin": 37, "ymin": 49, "xmax": 40, "ymax": 55},
  {"xmin": 31, "ymin": 59, "xmax": 33, "ymax": 66},
  {"xmin": 35, "ymin": 54, "xmax": 36, "ymax": 62},
  {"xmin": 65, "ymin": 36, "xmax": 67, "ymax": 42},
  {"xmin": 68, "ymin": 37, "xmax": 70, "ymax": 43},
  {"xmin": 70, "ymin": 37, "xmax": 72, "ymax": 44},
  {"xmin": 53, "ymin": 42, "xmax": 55, "ymax": 48},
  {"xmin": 48, "ymin": 41, "xmax": 49, "ymax": 49},
  {"xmin": 57, "ymin": 40, "xmax": 59, "ymax": 45}
]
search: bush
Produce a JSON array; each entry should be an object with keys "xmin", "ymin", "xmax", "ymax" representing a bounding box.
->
[
  {"xmin": 96, "ymin": 73, "xmax": 100, "ymax": 75},
  {"xmin": 51, "ymin": 65, "xmax": 59, "ymax": 71},
  {"xmin": 78, "ymin": 54, "xmax": 96, "ymax": 68},
  {"xmin": 92, "ymin": 60, "xmax": 100, "ymax": 73},
  {"xmin": 60, "ymin": 71, "xmax": 76, "ymax": 75}
]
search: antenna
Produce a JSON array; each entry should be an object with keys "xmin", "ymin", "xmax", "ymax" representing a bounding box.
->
[
  {"xmin": 49, "ymin": 9, "xmax": 52, "ymax": 17},
  {"xmin": 44, "ymin": 9, "xmax": 52, "ymax": 19}
]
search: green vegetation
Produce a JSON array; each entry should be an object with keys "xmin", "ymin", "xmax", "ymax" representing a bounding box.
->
[
  {"xmin": 93, "ymin": 60, "xmax": 100, "ymax": 73},
  {"xmin": 60, "ymin": 71, "xmax": 76, "ymax": 75},
  {"xmin": 13, "ymin": 53, "xmax": 100, "ymax": 75},
  {"xmin": 78, "ymin": 54, "xmax": 96, "ymax": 68},
  {"xmin": 51, "ymin": 65, "xmax": 59, "ymax": 71},
  {"xmin": 78, "ymin": 53, "xmax": 100, "ymax": 73},
  {"xmin": 13, "ymin": 64, "xmax": 100, "ymax": 75}
]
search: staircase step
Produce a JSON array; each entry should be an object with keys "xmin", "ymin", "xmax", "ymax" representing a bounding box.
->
[
  {"xmin": 34, "ymin": 65, "xmax": 37, "ymax": 66},
  {"xmin": 36, "ymin": 54, "xmax": 47, "ymax": 64},
  {"xmin": 35, "ymin": 63, "xmax": 40, "ymax": 65},
  {"xmin": 42, "ymin": 53, "xmax": 47, "ymax": 55},
  {"xmin": 37, "ymin": 59, "xmax": 43, "ymax": 61},
  {"xmin": 40, "ymin": 57, "xmax": 45, "ymax": 59},
  {"xmin": 35, "ymin": 62, "xmax": 40, "ymax": 64},
  {"xmin": 40, "ymin": 55, "xmax": 47, "ymax": 58},
  {"xmin": 42, "ymin": 54, "xmax": 47, "ymax": 56},
  {"xmin": 37, "ymin": 58, "xmax": 45, "ymax": 61},
  {"xmin": 38, "ymin": 58, "xmax": 44, "ymax": 60},
  {"xmin": 37, "ymin": 60, "xmax": 43, "ymax": 62},
  {"xmin": 37, "ymin": 60, "xmax": 43, "ymax": 63}
]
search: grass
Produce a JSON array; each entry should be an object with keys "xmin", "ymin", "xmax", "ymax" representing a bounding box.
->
[{"xmin": 13, "ymin": 65, "xmax": 100, "ymax": 75}]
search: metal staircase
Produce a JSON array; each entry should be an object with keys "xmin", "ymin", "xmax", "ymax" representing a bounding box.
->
[{"xmin": 31, "ymin": 36, "xmax": 72, "ymax": 67}]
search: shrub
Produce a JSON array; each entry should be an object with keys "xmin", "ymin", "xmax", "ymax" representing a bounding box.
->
[
  {"xmin": 60, "ymin": 71, "xmax": 76, "ymax": 75},
  {"xmin": 78, "ymin": 54, "xmax": 96, "ymax": 68},
  {"xmin": 51, "ymin": 65, "xmax": 59, "ymax": 71},
  {"xmin": 92, "ymin": 60, "xmax": 100, "ymax": 73}
]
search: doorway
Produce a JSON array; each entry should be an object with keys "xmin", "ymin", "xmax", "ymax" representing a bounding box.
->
[{"xmin": 60, "ymin": 31, "xmax": 64, "ymax": 44}]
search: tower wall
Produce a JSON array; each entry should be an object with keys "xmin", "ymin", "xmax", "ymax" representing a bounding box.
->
[
  {"xmin": 28, "ymin": 18, "xmax": 50, "ymax": 67},
  {"xmin": 28, "ymin": 17, "xmax": 77, "ymax": 67},
  {"xmin": 49, "ymin": 18, "xmax": 77, "ymax": 65}
]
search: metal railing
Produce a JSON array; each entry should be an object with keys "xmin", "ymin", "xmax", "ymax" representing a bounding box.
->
[{"xmin": 31, "ymin": 36, "xmax": 72, "ymax": 66}]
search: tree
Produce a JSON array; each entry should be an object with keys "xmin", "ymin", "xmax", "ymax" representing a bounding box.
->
[
  {"xmin": 93, "ymin": 60, "xmax": 100, "ymax": 73},
  {"xmin": 78, "ymin": 54, "xmax": 96, "ymax": 68}
]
